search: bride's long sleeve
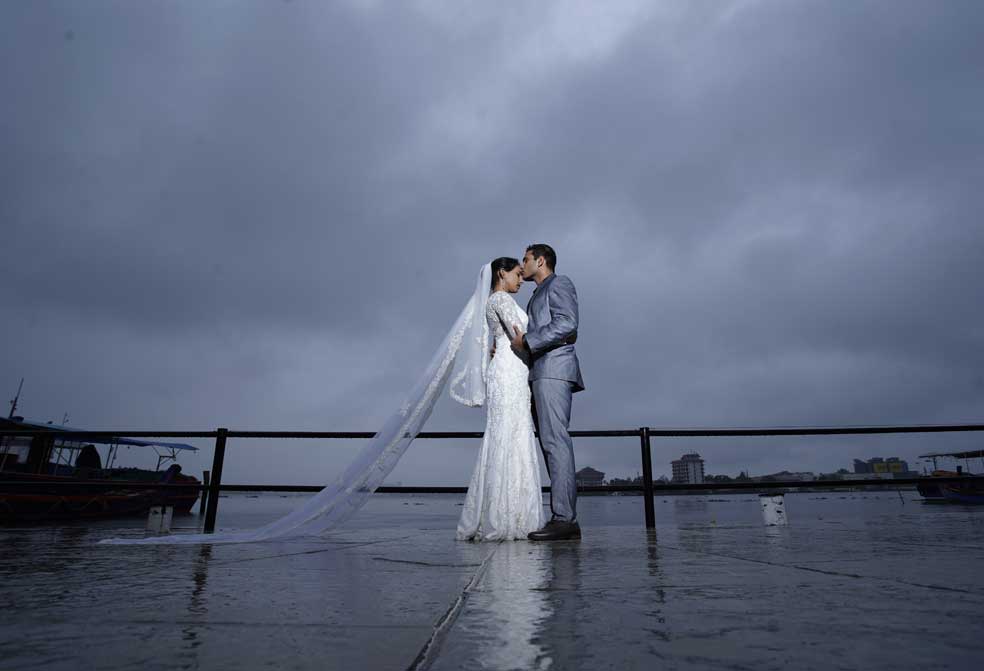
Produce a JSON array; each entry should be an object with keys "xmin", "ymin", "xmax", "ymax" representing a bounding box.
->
[{"xmin": 488, "ymin": 291, "xmax": 524, "ymax": 338}]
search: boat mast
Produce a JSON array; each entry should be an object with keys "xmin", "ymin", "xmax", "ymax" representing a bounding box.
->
[
  {"xmin": 8, "ymin": 378, "xmax": 24, "ymax": 419},
  {"xmin": 2, "ymin": 378, "xmax": 25, "ymax": 467}
]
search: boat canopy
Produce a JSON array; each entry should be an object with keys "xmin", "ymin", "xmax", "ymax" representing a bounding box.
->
[
  {"xmin": 1, "ymin": 418, "xmax": 198, "ymax": 452},
  {"xmin": 918, "ymin": 449, "xmax": 984, "ymax": 460}
]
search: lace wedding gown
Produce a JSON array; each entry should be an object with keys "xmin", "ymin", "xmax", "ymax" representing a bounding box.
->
[{"xmin": 456, "ymin": 291, "xmax": 545, "ymax": 541}]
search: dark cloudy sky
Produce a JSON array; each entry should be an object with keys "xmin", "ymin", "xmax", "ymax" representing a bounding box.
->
[{"xmin": 2, "ymin": 1, "xmax": 983, "ymax": 486}]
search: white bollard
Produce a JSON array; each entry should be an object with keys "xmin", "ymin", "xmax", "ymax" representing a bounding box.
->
[
  {"xmin": 759, "ymin": 494, "xmax": 788, "ymax": 526},
  {"xmin": 146, "ymin": 505, "xmax": 174, "ymax": 534}
]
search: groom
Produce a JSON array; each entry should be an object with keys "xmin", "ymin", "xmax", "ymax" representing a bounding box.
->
[{"xmin": 511, "ymin": 243, "xmax": 585, "ymax": 541}]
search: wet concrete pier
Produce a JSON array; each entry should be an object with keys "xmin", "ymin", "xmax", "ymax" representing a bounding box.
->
[{"xmin": 2, "ymin": 493, "xmax": 982, "ymax": 670}]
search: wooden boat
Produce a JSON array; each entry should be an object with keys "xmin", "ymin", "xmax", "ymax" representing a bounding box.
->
[
  {"xmin": 0, "ymin": 416, "xmax": 200, "ymax": 523},
  {"xmin": 916, "ymin": 449, "xmax": 984, "ymax": 504}
]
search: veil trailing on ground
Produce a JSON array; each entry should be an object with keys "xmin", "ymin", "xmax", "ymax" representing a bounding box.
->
[{"xmin": 101, "ymin": 264, "xmax": 493, "ymax": 545}]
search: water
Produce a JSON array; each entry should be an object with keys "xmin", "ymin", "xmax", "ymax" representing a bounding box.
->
[{"xmin": 2, "ymin": 492, "xmax": 983, "ymax": 670}]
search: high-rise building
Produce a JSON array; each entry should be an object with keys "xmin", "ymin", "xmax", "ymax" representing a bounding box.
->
[
  {"xmin": 671, "ymin": 453, "xmax": 705, "ymax": 484},
  {"xmin": 885, "ymin": 457, "xmax": 910, "ymax": 473}
]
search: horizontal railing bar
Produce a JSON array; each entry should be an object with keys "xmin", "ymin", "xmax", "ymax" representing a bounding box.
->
[
  {"xmin": 216, "ymin": 484, "xmax": 653, "ymax": 494},
  {"xmin": 0, "ymin": 481, "xmax": 206, "ymax": 491},
  {"xmin": 224, "ymin": 430, "xmax": 645, "ymax": 439},
  {"xmin": 213, "ymin": 485, "xmax": 467, "ymax": 494},
  {"xmin": 3, "ymin": 422, "xmax": 984, "ymax": 440},
  {"xmin": 212, "ymin": 476, "xmax": 984, "ymax": 493},
  {"xmin": 644, "ymin": 477, "xmax": 978, "ymax": 491},
  {"xmin": 645, "ymin": 424, "xmax": 984, "ymax": 437},
  {"xmin": 5, "ymin": 477, "xmax": 974, "ymax": 493},
  {"xmin": 0, "ymin": 429, "xmax": 639, "ymax": 439},
  {"xmin": 0, "ymin": 430, "xmax": 222, "ymax": 438}
]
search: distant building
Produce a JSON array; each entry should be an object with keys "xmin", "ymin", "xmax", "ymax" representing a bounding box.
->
[
  {"xmin": 853, "ymin": 456, "xmax": 911, "ymax": 475},
  {"xmin": 841, "ymin": 472, "xmax": 894, "ymax": 481},
  {"xmin": 576, "ymin": 467, "xmax": 605, "ymax": 487},
  {"xmin": 671, "ymin": 453, "xmax": 705, "ymax": 484},
  {"xmin": 885, "ymin": 457, "xmax": 910, "ymax": 474},
  {"xmin": 760, "ymin": 470, "xmax": 816, "ymax": 482}
]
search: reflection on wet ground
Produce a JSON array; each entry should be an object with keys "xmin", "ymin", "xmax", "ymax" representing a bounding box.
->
[{"xmin": 2, "ymin": 493, "xmax": 983, "ymax": 669}]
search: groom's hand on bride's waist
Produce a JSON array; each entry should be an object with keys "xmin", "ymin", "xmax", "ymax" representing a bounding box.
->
[
  {"xmin": 510, "ymin": 325, "xmax": 528, "ymax": 354},
  {"xmin": 515, "ymin": 328, "xmax": 577, "ymax": 355}
]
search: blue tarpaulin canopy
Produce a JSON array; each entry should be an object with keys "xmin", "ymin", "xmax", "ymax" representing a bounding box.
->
[{"xmin": 3, "ymin": 418, "xmax": 198, "ymax": 452}]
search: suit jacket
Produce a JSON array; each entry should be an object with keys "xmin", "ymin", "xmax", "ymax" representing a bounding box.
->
[{"xmin": 525, "ymin": 274, "xmax": 585, "ymax": 392}]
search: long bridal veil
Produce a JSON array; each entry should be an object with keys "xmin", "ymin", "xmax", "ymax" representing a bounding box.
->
[{"xmin": 101, "ymin": 264, "xmax": 493, "ymax": 545}]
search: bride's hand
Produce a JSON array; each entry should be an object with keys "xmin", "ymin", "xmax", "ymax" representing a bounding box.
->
[{"xmin": 510, "ymin": 325, "xmax": 526, "ymax": 353}]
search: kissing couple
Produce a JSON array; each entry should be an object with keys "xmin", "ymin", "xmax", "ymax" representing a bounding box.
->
[
  {"xmin": 455, "ymin": 243, "xmax": 585, "ymax": 542},
  {"xmin": 102, "ymin": 244, "xmax": 583, "ymax": 545}
]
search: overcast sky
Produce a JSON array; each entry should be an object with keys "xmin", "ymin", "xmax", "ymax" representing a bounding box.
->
[{"xmin": 2, "ymin": 0, "xmax": 983, "ymax": 486}]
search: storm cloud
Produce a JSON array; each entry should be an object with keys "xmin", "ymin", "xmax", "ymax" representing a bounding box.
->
[{"xmin": 2, "ymin": 0, "xmax": 983, "ymax": 486}]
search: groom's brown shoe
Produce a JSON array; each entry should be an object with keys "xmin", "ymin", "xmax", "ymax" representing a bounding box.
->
[{"xmin": 527, "ymin": 519, "xmax": 581, "ymax": 541}]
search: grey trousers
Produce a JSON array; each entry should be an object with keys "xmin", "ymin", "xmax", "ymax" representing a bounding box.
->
[{"xmin": 531, "ymin": 378, "xmax": 577, "ymax": 523}]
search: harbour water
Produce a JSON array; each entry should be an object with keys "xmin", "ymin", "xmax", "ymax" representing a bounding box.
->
[{"xmin": 2, "ymin": 492, "xmax": 983, "ymax": 670}]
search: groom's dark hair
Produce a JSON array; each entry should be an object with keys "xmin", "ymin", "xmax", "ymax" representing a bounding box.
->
[{"xmin": 526, "ymin": 243, "xmax": 556, "ymax": 271}]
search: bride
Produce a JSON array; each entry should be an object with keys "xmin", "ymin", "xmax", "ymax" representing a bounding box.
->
[
  {"xmin": 102, "ymin": 259, "xmax": 543, "ymax": 545},
  {"xmin": 455, "ymin": 257, "xmax": 544, "ymax": 541}
]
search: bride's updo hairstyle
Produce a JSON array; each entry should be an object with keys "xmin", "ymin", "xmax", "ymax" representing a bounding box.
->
[{"xmin": 490, "ymin": 257, "xmax": 520, "ymax": 291}]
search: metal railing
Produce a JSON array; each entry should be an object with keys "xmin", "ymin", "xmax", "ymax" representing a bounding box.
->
[{"xmin": 2, "ymin": 423, "xmax": 983, "ymax": 532}]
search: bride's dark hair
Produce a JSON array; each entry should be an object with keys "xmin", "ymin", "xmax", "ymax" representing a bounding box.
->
[{"xmin": 490, "ymin": 257, "xmax": 520, "ymax": 290}]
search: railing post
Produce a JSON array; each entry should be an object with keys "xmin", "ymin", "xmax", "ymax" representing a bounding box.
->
[
  {"xmin": 203, "ymin": 429, "xmax": 227, "ymax": 534},
  {"xmin": 640, "ymin": 427, "xmax": 655, "ymax": 528},
  {"xmin": 198, "ymin": 470, "xmax": 210, "ymax": 517}
]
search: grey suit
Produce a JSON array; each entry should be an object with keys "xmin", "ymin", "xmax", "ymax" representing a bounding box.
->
[{"xmin": 525, "ymin": 273, "xmax": 584, "ymax": 523}]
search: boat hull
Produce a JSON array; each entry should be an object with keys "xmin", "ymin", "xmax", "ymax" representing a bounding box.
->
[
  {"xmin": 917, "ymin": 474, "xmax": 984, "ymax": 505},
  {"xmin": 0, "ymin": 471, "xmax": 200, "ymax": 523}
]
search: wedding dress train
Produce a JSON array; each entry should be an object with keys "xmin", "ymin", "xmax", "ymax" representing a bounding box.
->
[{"xmin": 456, "ymin": 291, "xmax": 545, "ymax": 541}]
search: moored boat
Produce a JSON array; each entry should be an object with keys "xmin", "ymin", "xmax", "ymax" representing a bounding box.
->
[
  {"xmin": 916, "ymin": 449, "xmax": 984, "ymax": 504},
  {"xmin": 0, "ymin": 416, "xmax": 201, "ymax": 523}
]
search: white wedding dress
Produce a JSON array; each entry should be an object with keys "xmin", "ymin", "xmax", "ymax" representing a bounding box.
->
[{"xmin": 456, "ymin": 291, "xmax": 545, "ymax": 541}]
